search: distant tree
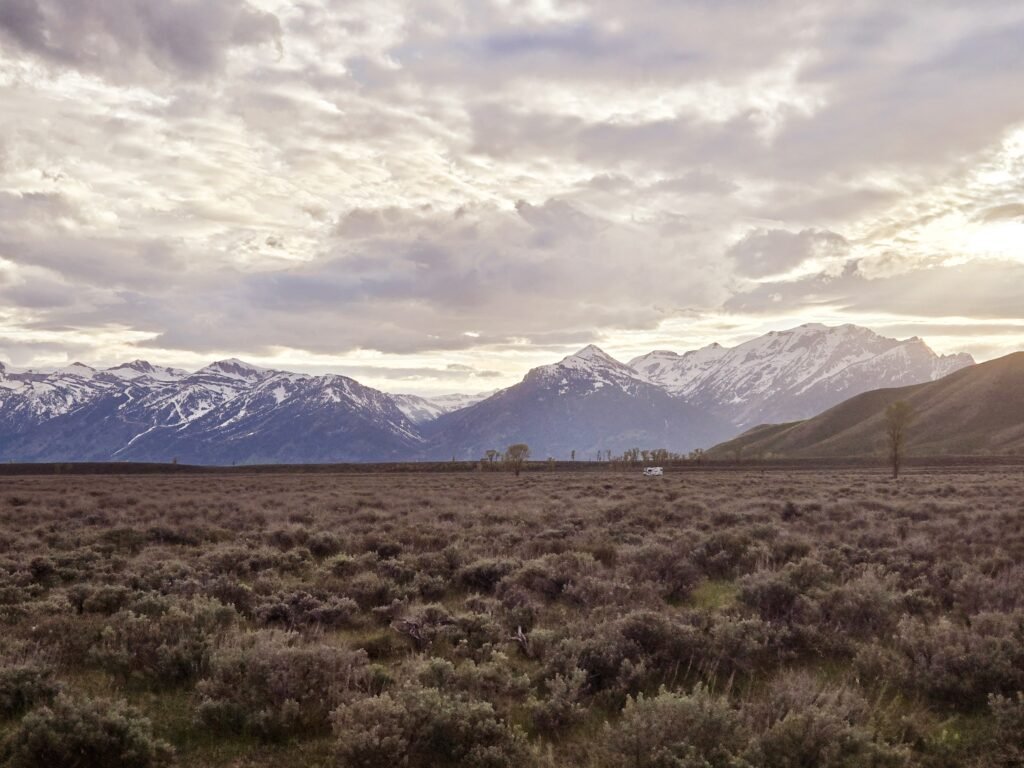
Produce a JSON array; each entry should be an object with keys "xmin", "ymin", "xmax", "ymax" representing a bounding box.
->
[
  {"xmin": 570, "ymin": 450, "xmax": 576, "ymax": 462},
  {"xmin": 485, "ymin": 449, "xmax": 499, "ymax": 463},
  {"xmin": 885, "ymin": 400, "xmax": 914, "ymax": 479},
  {"xmin": 505, "ymin": 444, "xmax": 530, "ymax": 477}
]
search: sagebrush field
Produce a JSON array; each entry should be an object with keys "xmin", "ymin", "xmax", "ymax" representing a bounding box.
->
[{"xmin": 1, "ymin": 465, "xmax": 1023, "ymax": 767}]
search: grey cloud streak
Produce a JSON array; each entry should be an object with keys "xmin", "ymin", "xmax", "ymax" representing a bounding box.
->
[
  {"xmin": 726, "ymin": 260, "xmax": 1024, "ymax": 320},
  {"xmin": 0, "ymin": 0, "xmax": 281, "ymax": 79}
]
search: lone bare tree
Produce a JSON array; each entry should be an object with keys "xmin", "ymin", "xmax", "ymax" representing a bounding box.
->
[
  {"xmin": 505, "ymin": 443, "xmax": 530, "ymax": 477},
  {"xmin": 884, "ymin": 400, "xmax": 914, "ymax": 479}
]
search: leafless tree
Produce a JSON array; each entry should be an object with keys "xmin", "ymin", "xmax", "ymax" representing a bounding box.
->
[{"xmin": 885, "ymin": 400, "xmax": 914, "ymax": 479}]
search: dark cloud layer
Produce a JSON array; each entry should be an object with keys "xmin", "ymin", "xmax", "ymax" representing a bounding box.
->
[{"xmin": 728, "ymin": 228, "xmax": 848, "ymax": 278}]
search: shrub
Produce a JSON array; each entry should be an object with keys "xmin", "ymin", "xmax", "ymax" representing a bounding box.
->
[
  {"xmin": 2, "ymin": 694, "xmax": 172, "ymax": 768},
  {"xmin": 256, "ymin": 591, "xmax": 359, "ymax": 629},
  {"xmin": 458, "ymin": 558, "xmax": 520, "ymax": 593},
  {"xmin": 738, "ymin": 569, "xmax": 804, "ymax": 623},
  {"xmin": 89, "ymin": 597, "xmax": 235, "ymax": 686},
  {"xmin": 816, "ymin": 570, "xmax": 900, "ymax": 644},
  {"xmin": 309, "ymin": 532, "xmax": 344, "ymax": 558},
  {"xmin": 856, "ymin": 614, "xmax": 1024, "ymax": 705},
  {"xmin": 986, "ymin": 692, "xmax": 1024, "ymax": 767},
  {"xmin": 346, "ymin": 572, "xmax": 400, "ymax": 610},
  {"xmin": 748, "ymin": 671, "xmax": 904, "ymax": 767},
  {"xmin": 528, "ymin": 669, "xmax": 587, "ymax": 734},
  {"xmin": 75, "ymin": 585, "xmax": 134, "ymax": 615},
  {"xmin": 331, "ymin": 685, "xmax": 533, "ymax": 767},
  {"xmin": 547, "ymin": 610, "xmax": 705, "ymax": 705},
  {"xmin": 196, "ymin": 630, "xmax": 371, "ymax": 740},
  {"xmin": 602, "ymin": 685, "xmax": 749, "ymax": 768},
  {"xmin": 629, "ymin": 544, "xmax": 701, "ymax": 601},
  {"xmin": 692, "ymin": 531, "xmax": 757, "ymax": 579},
  {"xmin": 0, "ymin": 647, "xmax": 60, "ymax": 717},
  {"xmin": 499, "ymin": 552, "xmax": 597, "ymax": 603}
]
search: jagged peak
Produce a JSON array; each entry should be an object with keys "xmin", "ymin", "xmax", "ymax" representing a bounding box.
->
[
  {"xmin": 563, "ymin": 344, "xmax": 620, "ymax": 364},
  {"xmin": 108, "ymin": 359, "xmax": 156, "ymax": 373}
]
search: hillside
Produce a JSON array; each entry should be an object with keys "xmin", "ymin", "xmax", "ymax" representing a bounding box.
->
[{"xmin": 707, "ymin": 352, "xmax": 1024, "ymax": 459}]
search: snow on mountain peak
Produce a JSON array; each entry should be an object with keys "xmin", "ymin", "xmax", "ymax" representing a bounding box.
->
[
  {"xmin": 628, "ymin": 323, "xmax": 975, "ymax": 427},
  {"xmin": 55, "ymin": 363, "xmax": 97, "ymax": 378},
  {"xmin": 199, "ymin": 359, "xmax": 272, "ymax": 380},
  {"xmin": 560, "ymin": 345, "xmax": 624, "ymax": 368},
  {"xmin": 104, "ymin": 360, "xmax": 188, "ymax": 382}
]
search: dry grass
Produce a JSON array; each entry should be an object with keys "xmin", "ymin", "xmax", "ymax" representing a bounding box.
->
[{"xmin": 1, "ymin": 465, "xmax": 1023, "ymax": 766}]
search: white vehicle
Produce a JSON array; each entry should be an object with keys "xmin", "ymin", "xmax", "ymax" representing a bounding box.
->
[{"xmin": 643, "ymin": 467, "xmax": 664, "ymax": 476}]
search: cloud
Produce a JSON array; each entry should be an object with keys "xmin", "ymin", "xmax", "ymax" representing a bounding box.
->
[
  {"xmin": 728, "ymin": 228, "xmax": 849, "ymax": 279},
  {"xmin": 1, "ymin": 0, "xmax": 1023, "ymax": 381},
  {"xmin": 0, "ymin": 0, "xmax": 281, "ymax": 79},
  {"xmin": 979, "ymin": 203, "xmax": 1024, "ymax": 222},
  {"xmin": 726, "ymin": 259, "xmax": 1024, "ymax": 320}
]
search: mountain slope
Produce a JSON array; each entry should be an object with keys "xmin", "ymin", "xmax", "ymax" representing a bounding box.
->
[
  {"xmin": 392, "ymin": 391, "xmax": 494, "ymax": 424},
  {"xmin": 706, "ymin": 352, "xmax": 1024, "ymax": 459},
  {"xmin": 630, "ymin": 324, "xmax": 974, "ymax": 428},
  {"xmin": 425, "ymin": 345, "xmax": 735, "ymax": 459},
  {"xmin": 119, "ymin": 372, "xmax": 421, "ymax": 464}
]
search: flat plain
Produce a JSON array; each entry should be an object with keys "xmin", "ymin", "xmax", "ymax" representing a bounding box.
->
[{"xmin": 1, "ymin": 464, "xmax": 1023, "ymax": 767}]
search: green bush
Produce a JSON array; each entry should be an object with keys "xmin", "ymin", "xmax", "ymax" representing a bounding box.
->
[
  {"xmin": 332, "ymin": 685, "xmax": 533, "ymax": 768},
  {"xmin": 89, "ymin": 597, "xmax": 235, "ymax": 686},
  {"xmin": 986, "ymin": 692, "xmax": 1024, "ymax": 767},
  {"xmin": 602, "ymin": 685, "xmax": 750, "ymax": 768},
  {"xmin": 2, "ymin": 694, "xmax": 172, "ymax": 768},
  {"xmin": 0, "ymin": 661, "xmax": 60, "ymax": 718},
  {"xmin": 856, "ymin": 614, "xmax": 1024, "ymax": 705},
  {"xmin": 195, "ymin": 630, "xmax": 371, "ymax": 741},
  {"xmin": 528, "ymin": 669, "xmax": 587, "ymax": 734},
  {"xmin": 748, "ymin": 672, "xmax": 904, "ymax": 767}
]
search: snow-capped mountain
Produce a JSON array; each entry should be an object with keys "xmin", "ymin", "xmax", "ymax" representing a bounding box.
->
[
  {"xmin": 630, "ymin": 324, "xmax": 975, "ymax": 428},
  {"xmin": 0, "ymin": 360, "xmax": 421, "ymax": 463},
  {"xmin": 423, "ymin": 345, "xmax": 736, "ymax": 459},
  {"xmin": 393, "ymin": 391, "xmax": 495, "ymax": 424},
  {"xmin": 0, "ymin": 324, "xmax": 978, "ymax": 463}
]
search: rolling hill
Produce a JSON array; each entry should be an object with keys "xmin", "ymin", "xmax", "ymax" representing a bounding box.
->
[{"xmin": 707, "ymin": 352, "xmax": 1024, "ymax": 459}]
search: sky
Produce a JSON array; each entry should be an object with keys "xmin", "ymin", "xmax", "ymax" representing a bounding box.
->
[{"xmin": 0, "ymin": 0, "xmax": 1023, "ymax": 395}]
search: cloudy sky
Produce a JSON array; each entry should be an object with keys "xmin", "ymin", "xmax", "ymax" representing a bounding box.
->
[{"xmin": 1, "ymin": 0, "xmax": 1023, "ymax": 394}]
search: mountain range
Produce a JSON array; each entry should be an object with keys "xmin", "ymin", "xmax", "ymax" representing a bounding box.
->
[
  {"xmin": 630, "ymin": 323, "xmax": 972, "ymax": 428},
  {"xmin": 0, "ymin": 324, "xmax": 977, "ymax": 463}
]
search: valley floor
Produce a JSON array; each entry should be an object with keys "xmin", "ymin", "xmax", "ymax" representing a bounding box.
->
[{"xmin": 1, "ymin": 466, "xmax": 1023, "ymax": 766}]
